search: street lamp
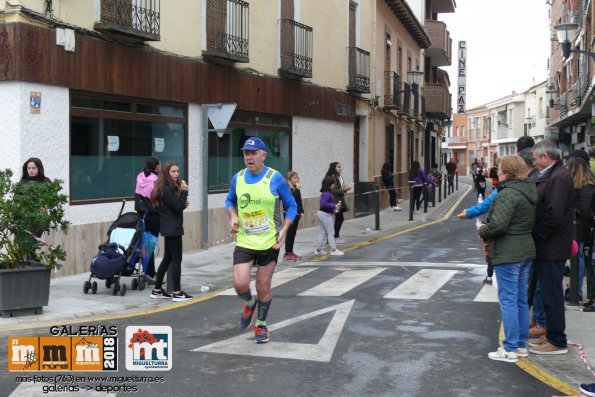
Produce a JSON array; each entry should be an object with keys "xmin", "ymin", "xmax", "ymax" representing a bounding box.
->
[
  {"xmin": 545, "ymin": 86, "xmax": 558, "ymax": 108},
  {"xmin": 407, "ymin": 70, "xmax": 424, "ymax": 86},
  {"xmin": 554, "ymin": 21, "xmax": 595, "ymax": 60}
]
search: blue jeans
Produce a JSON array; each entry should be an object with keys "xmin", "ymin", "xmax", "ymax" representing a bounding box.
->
[
  {"xmin": 534, "ymin": 259, "xmax": 567, "ymax": 348},
  {"xmin": 532, "ymin": 281, "xmax": 546, "ymax": 328},
  {"xmin": 494, "ymin": 261, "xmax": 531, "ymax": 352}
]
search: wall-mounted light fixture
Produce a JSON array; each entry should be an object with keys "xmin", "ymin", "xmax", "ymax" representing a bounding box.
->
[
  {"xmin": 554, "ymin": 21, "xmax": 595, "ymax": 60},
  {"xmin": 545, "ymin": 86, "xmax": 559, "ymax": 108}
]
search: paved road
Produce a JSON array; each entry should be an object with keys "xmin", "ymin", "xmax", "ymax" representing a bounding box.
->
[{"xmin": 0, "ymin": 192, "xmax": 561, "ymax": 397}]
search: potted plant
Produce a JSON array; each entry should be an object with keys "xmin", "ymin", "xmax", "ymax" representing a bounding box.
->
[{"xmin": 0, "ymin": 168, "xmax": 70, "ymax": 317}]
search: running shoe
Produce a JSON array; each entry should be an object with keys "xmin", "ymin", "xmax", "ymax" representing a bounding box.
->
[
  {"xmin": 172, "ymin": 291, "xmax": 193, "ymax": 302},
  {"xmin": 240, "ymin": 300, "xmax": 257, "ymax": 329},
  {"xmin": 314, "ymin": 249, "xmax": 325, "ymax": 255},
  {"xmin": 579, "ymin": 383, "xmax": 595, "ymax": 397},
  {"xmin": 254, "ymin": 325, "xmax": 269, "ymax": 343},
  {"xmin": 482, "ymin": 277, "xmax": 492, "ymax": 285},
  {"xmin": 150, "ymin": 289, "xmax": 172, "ymax": 299},
  {"xmin": 330, "ymin": 249, "xmax": 344, "ymax": 256},
  {"xmin": 488, "ymin": 347, "xmax": 518, "ymax": 363},
  {"xmin": 292, "ymin": 253, "xmax": 301, "ymax": 260}
]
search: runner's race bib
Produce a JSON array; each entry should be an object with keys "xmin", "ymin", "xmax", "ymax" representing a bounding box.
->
[{"xmin": 242, "ymin": 209, "xmax": 270, "ymax": 234}]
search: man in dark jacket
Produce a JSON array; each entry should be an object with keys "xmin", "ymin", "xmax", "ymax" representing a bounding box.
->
[{"xmin": 529, "ymin": 140, "xmax": 574, "ymax": 355}]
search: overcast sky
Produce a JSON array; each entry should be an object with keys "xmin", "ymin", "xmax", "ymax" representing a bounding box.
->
[{"xmin": 441, "ymin": 0, "xmax": 551, "ymax": 110}]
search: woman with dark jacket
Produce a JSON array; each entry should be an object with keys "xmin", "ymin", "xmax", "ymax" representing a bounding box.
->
[
  {"xmin": 478, "ymin": 155, "xmax": 537, "ymax": 363},
  {"xmin": 283, "ymin": 171, "xmax": 304, "ymax": 261},
  {"xmin": 381, "ymin": 162, "xmax": 401, "ymax": 212},
  {"xmin": 325, "ymin": 162, "xmax": 350, "ymax": 243},
  {"xmin": 566, "ymin": 157, "xmax": 595, "ymax": 309},
  {"xmin": 135, "ymin": 156, "xmax": 160, "ymax": 284},
  {"xmin": 150, "ymin": 161, "xmax": 191, "ymax": 302},
  {"xmin": 21, "ymin": 157, "xmax": 51, "ymax": 184}
]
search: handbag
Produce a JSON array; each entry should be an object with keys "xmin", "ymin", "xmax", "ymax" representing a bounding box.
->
[{"xmin": 139, "ymin": 220, "xmax": 159, "ymax": 273}]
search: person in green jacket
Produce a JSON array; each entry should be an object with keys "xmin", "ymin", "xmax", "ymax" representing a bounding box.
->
[{"xmin": 477, "ymin": 155, "xmax": 537, "ymax": 363}]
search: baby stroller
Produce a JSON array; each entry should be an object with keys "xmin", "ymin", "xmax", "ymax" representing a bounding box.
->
[{"xmin": 83, "ymin": 202, "xmax": 146, "ymax": 296}]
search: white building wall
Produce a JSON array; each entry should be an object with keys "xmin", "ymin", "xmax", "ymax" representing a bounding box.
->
[
  {"xmin": 0, "ymin": 82, "xmax": 23, "ymax": 174},
  {"xmin": 292, "ymin": 117, "xmax": 354, "ymax": 199}
]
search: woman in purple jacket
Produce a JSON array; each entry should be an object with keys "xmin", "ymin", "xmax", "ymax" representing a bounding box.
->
[
  {"xmin": 314, "ymin": 177, "xmax": 344, "ymax": 256},
  {"xmin": 408, "ymin": 161, "xmax": 433, "ymax": 212}
]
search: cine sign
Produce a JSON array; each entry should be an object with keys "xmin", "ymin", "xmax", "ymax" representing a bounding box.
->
[{"xmin": 457, "ymin": 41, "xmax": 467, "ymax": 114}]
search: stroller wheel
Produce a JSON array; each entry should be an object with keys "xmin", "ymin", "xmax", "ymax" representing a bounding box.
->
[
  {"xmin": 83, "ymin": 281, "xmax": 91, "ymax": 294},
  {"xmin": 119, "ymin": 283, "xmax": 127, "ymax": 296},
  {"xmin": 138, "ymin": 278, "xmax": 146, "ymax": 291},
  {"xmin": 91, "ymin": 281, "xmax": 98, "ymax": 294},
  {"xmin": 131, "ymin": 278, "xmax": 139, "ymax": 290},
  {"xmin": 112, "ymin": 282, "xmax": 119, "ymax": 296},
  {"xmin": 105, "ymin": 278, "xmax": 112, "ymax": 289}
]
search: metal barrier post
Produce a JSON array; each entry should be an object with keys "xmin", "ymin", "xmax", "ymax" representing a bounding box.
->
[
  {"xmin": 456, "ymin": 172, "xmax": 459, "ymax": 190},
  {"xmin": 438, "ymin": 179, "xmax": 442, "ymax": 203},
  {"xmin": 444, "ymin": 175, "xmax": 448, "ymax": 199},
  {"xmin": 408, "ymin": 181, "xmax": 414, "ymax": 221},
  {"xmin": 423, "ymin": 185, "xmax": 428, "ymax": 213},
  {"xmin": 373, "ymin": 183, "xmax": 380, "ymax": 230},
  {"xmin": 432, "ymin": 181, "xmax": 436, "ymax": 207}
]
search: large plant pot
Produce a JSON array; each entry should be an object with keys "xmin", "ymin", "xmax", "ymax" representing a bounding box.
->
[{"xmin": 0, "ymin": 262, "xmax": 51, "ymax": 318}]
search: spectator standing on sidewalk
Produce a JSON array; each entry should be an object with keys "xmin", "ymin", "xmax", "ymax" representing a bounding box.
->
[
  {"xmin": 134, "ymin": 156, "xmax": 160, "ymax": 285},
  {"xmin": 529, "ymin": 140, "xmax": 574, "ymax": 355},
  {"xmin": 282, "ymin": 171, "xmax": 304, "ymax": 262},
  {"xmin": 381, "ymin": 162, "xmax": 401, "ymax": 212},
  {"xmin": 408, "ymin": 161, "xmax": 433, "ymax": 213},
  {"xmin": 149, "ymin": 161, "xmax": 192, "ymax": 302},
  {"xmin": 478, "ymin": 155, "xmax": 537, "ymax": 363},
  {"xmin": 325, "ymin": 162, "xmax": 350, "ymax": 244},
  {"xmin": 446, "ymin": 158, "xmax": 457, "ymax": 190},
  {"xmin": 566, "ymin": 155, "xmax": 595, "ymax": 307},
  {"xmin": 489, "ymin": 161, "xmax": 499, "ymax": 191},
  {"xmin": 314, "ymin": 177, "xmax": 344, "ymax": 257},
  {"xmin": 225, "ymin": 137, "xmax": 297, "ymax": 344}
]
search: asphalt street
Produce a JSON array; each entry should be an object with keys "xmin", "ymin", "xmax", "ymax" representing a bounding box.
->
[{"xmin": 0, "ymin": 191, "xmax": 562, "ymax": 397}]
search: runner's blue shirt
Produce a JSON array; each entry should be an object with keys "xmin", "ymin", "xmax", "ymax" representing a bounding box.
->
[{"xmin": 225, "ymin": 167, "xmax": 298, "ymax": 221}]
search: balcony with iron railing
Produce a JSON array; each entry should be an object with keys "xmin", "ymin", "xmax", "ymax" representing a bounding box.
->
[
  {"xmin": 203, "ymin": 0, "xmax": 249, "ymax": 63},
  {"xmin": 279, "ymin": 19, "xmax": 313, "ymax": 78},
  {"xmin": 425, "ymin": 19, "xmax": 452, "ymax": 67},
  {"xmin": 347, "ymin": 47, "xmax": 370, "ymax": 94},
  {"xmin": 424, "ymin": 83, "xmax": 451, "ymax": 120},
  {"xmin": 383, "ymin": 71, "xmax": 401, "ymax": 109},
  {"xmin": 94, "ymin": 0, "xmax": 160, "ymax": 42}
]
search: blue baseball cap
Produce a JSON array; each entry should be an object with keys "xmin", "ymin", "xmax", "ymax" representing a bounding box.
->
[{"xmin": 241, "ymin": 137, "xmax": 267, "ymax": 152}]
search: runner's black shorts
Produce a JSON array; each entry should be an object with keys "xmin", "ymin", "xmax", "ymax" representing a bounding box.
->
[{"xmin": 233, "ymin": 246, "xmax": 279, "ymax": 266}]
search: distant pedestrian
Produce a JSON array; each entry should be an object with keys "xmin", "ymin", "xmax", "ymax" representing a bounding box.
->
[
  {"xmin": 478, "ymin": 155, "xmax": 537, "ymax": 363},
  {"xmin": 408, "ymin": 161, "xmax": 433, "ymax": 212},
  {"xmin": 135, "ymin": 156, "xmax": 160, "ymax": 284},
  {"xmin": 149, "ymin": 161, "xmax": 192, "ymax": 302},
  {"xmin": 475, "ymin": 168, "xmax": 487, "ymax": 198},
  {"xmin": 489, "ymin": 162, "xmax": 499, "ymax": 190},
  {"xmin": 225, "ymin": 137, "xmax": 297, "ymax": 344},
  {"xmin": 325, "ymin": 162, "xmax": 350, "ymax": 244},
  {"xmin": 381, "ymin": 162, "xmax": 401, "ymax": 211},
  {"xmin": 529, "ymin": 140, "xmax": 574, "ymax": 355},
  {"xmin": 283, "ymin": 171, "xmax": 304, "ymax": 262},
  {"xmin": 314, "ymin": 177, "xmax": 344, "ymax": 256},
  {"xmin": 446, "ymin": 158, "xmax": 457, "ymax": 189}
]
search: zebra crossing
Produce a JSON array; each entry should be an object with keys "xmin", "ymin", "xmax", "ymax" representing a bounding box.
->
[{"xmin": 218, "ymin": 262, "xmax": 499, "ymax": 303}]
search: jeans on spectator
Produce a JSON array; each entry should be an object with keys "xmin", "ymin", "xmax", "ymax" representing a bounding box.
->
[
  {"xmin": 534, "ymin": 259, "xmax": 567, "ymax": 348},
  {"xmin": 494, "ymin": 261, "xmax": 531, "ymax": 352},
  {"xmin": 532, "ymin": 281, "xmax": 547, "ymax": 328}
]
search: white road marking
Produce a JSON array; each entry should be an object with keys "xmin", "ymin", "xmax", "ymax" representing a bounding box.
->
[
  {"xmin": 219, "ymin": 267, "xmax": 316, "ymax": 295},
  {"xmin": 384, "ymin": 269, "xmax": 459, "ymax": 300},
  {"xmin": 473, "ymin": 276, "xmax": 499, "ymax": 302},
  {"xmin": 298, "ymin": 268, "xmax": 386, "ymax": 296},
  {"xmin": 192, "ymin": 300, "xmax": 355, "ymax": 362},
  {"xmin": 299, "ymin": 261, "xmax": 483, "ymax": 269}
]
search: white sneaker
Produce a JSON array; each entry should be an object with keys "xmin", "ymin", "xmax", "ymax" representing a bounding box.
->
[
  {"xmin": 330, "ymin": 249, "xmax": 344, "ymax": 256},
  {"xmin": 393, "ymin": 206, "xmax": 402, "ymax": 212},
  {"xmin": 314, "ymin": 249, "xmax": 324, "ymax": 255},
  {"xmin": 488, "ymin": 347, "xmax": 518, "ymax": 363},
  {"xmin": 517, "ymin": 348, "xmax": 528, "ymax": 358},
  {"xmin": 335, "ymin": 238, "xmax": 344, "ymax": 244}
]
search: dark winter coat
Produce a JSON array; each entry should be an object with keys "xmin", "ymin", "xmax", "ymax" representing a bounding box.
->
[
  {"xmin": 157, "ymin": 185, "xmax": 188, "ymax": 237},
  {"xmin": 533, "ymin": 161, "xmax": 575, "ymax": 260},
  {"xmin": 575, "ymin": 183, "xmax": 595, "ymax": 243},
  {"xmin": 479, "ymin": 179, "xmax": 537, "ymax": 265},
  {"xmin": 381, "ymin": 170, "xmax": 395, "ymax": 189}
]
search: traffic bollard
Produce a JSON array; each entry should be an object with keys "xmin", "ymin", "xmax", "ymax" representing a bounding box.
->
[
  {"xmin": 423, "ymin": 186, "xmax": 428, "ymax": 213},
  {"xmin": 438, "ymin": 180, "xmax": 442, "ymax": 203},
  {"xmin": 432, "ymin": 182, "xmax": 436, "ymax": 207},
  {"xmin": 444, "ymin": 175, "xmax": 448, "ymax": 199},
  {"xmin": 408, "ymin": 181, "xmax": 414, "ymax": 221},
  {"xmin": 373, "ymin": 184, "xmax": 380, "ymax": 230},
  {"xmin": 456, "ymin": 172, "xmax": 459, "ymax": 190}
]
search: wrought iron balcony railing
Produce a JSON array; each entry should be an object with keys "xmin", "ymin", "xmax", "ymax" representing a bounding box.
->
[
  {"xmin": 347, "ymin": 47, "xmax": 370, "ymax": 93},
  {"xmin": 204, "ymin": 0, "xmax": 249, "ymax": 63},
  {"xmin": 279, "ymin": 19, "xmax": 313, "ymax": 78},
  {"xmin": 95, "ymin": 0, "xmax": 160, "ymax": 42},
  {"xmin": 383, "ymin": 71, "xmax": 400, "ymax": 108}
]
